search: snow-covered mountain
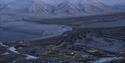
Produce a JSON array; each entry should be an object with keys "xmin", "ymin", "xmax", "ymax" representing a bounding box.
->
[
  {"xmin": 0, "ymin": 0, "xmax": 125, "ymax": 16},
  {"xmin": 29, "ymin": 0, "xmax": 112, "ymax": 15}
]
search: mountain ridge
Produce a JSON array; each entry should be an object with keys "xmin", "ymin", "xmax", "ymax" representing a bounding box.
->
[{"xmin": 0, "ymin": 0, "xmax": 124, "ymax": 16}]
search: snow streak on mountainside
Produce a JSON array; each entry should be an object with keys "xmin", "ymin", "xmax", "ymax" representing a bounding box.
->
[
  {"xmin": 0, "ymin": 0, "xmax": 125, "ymax": 16},
  {"xmin": 29, "ymin": 0, "xmax": 112, "ymax": 15}
]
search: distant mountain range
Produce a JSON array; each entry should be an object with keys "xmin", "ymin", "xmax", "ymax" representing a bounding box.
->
[{"xmin": 0, "ymin": 0, "xmax": 125, "ymax": 16}]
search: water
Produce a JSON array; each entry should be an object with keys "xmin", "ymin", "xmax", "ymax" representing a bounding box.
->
[
  {"xmin": 0, "ymin": 30, "xmax": 41, "ymax": 42},
  {"xmin": 0, "ymin": 21, "xmax": 72, "ymax": 42}
]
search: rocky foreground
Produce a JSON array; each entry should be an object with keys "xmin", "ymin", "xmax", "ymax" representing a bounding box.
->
[{"xmin": 0, "ymin": 27, "xmax": 125, "ymax": 63}]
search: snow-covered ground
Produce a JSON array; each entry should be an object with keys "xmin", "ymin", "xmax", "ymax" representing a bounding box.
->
[{"xmin": 94, "ymin": 57, "xmax": 125, "ymax": 63}]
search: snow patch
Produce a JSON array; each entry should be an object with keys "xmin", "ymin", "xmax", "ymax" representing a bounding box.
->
[
  {"xmin": 94, "ymin": 57, "xmax": 124, "ymax": 63},
  {"xmin": 8, "ymin": 47, "xmax": 19, "ymax": 54},
  {"xmin": 11, "ymin": 60, "xmax": 16, "ymax": 63},
  {"xmin": 1, "ymin": 52, "xmax": 10, "ymax": 55},
  {"xmin": 24, "ymin": 54, "xmax": 38, "ymax": 60},
  {"xmin": 0, "ymin": 43, "xmax": 8, "ymax": 47}
]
